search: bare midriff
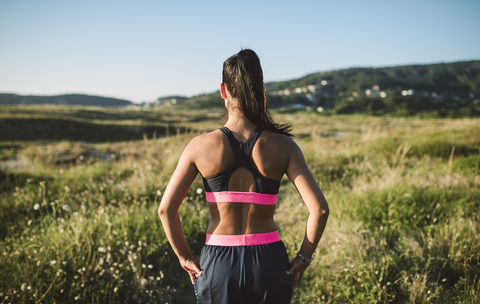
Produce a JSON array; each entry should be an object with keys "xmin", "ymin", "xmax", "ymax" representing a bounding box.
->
[{"xmin": 207, "ymin": 202, "xmax": 278, "ymax": 235}]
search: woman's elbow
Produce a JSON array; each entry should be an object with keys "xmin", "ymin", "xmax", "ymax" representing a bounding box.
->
[
  {"xmin": 321, "ymin": 205, "xmax": 330, "ymax": 218},
  {"xmin": 158, "ymin": 202, "xmax": 171, "ymax": 220},
  {"xmin": 158, "ymin": 198, "xmax": 180, "ymax": 219},
  {"xmin": 312, "ymin": 202, "xmax": 329, "ymax": 219},
  {"xmin": 158, "ymin": 205, "xmax": 165, "ymax": 217}
]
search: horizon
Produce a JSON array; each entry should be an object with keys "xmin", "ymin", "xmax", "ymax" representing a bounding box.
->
[
  {"xmin": 1, "ymin": 58, "xmax": 478, "ymax": 104},
  {"xmin": 1, "ymin": 0, "xmax": 479, "ymax": 103}
]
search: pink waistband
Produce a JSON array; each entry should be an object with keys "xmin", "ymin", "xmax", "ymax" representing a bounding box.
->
[
  {"xmin": 205, "ymin": 231, "xmax": 280, "ymax": 246},
  {"xmin": 205, "ymin": 191, "xmax": 277, "ymax": 205}
]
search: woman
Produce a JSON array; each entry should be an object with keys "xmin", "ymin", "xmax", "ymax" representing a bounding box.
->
[{"xmin": 159, "ymin": 49, "xmax": 329, "ymax": 304}]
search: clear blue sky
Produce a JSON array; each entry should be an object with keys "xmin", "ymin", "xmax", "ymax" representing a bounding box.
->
[{"xmin": 1, "ymin": 0, "xmax": 479, "ymax": 103}]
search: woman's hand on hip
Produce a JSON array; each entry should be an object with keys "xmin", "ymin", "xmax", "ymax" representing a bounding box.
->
[
  {"xmin": 286, "ymin": 256, "xmax": 310, "ymax": 286},
  {"xmin": 180, "ymin": 258, "xmax": 203, "ymax": 285}
]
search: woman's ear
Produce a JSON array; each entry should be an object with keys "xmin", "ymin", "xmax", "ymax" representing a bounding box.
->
[{"xmin": 220, "ymin": 83, "xmax": 228, "ymax": 99}]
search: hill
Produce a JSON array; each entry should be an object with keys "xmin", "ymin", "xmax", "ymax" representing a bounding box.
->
[
  {"xmin": 178, "ymin": 60, "xmax": 480, "ymax": 117},
  {"xmin": 1, "ymin": 60, "xmax": 479, "ymax": 116},
  {"xmin": 0, "ymin": 93, "xmax": 132, "ymax": 107}
]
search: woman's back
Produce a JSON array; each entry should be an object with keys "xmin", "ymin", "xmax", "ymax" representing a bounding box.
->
[
  {"xmin": 159, "ymin": 50, "xmax": 329, "ymax": 302},
  {"xmin": 191, "ymin": 126, "xmax": 293, "ymax": 235}
]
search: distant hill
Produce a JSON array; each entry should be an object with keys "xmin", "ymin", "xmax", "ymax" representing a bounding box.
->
[
  {"xmin": 170, "ymin": 60, "xmax": 480, "ymax": 117},
  {"xmin": 266, "ymin": 60, "xmax": 480, "ymax": 94},
  {"xmin": 156, "ymin": 96, "xmax": 189, "ymax": 104},
  {"xmin": 2, "ymin": 60, "xmax": 479, "ymax": 117},
  {"xmin": 0, "ymin": 94, "xmax": 132, "ymax": 107}
]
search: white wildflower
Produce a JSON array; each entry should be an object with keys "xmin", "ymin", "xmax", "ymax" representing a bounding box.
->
[
  {"xmin": 156, "ymin": 190, "xmax": 161, "ymax": 196},
  {"xmin": 33, "ymin": 204, "xmax": 40, "ymax": 210},
  {"xmin": 196, "ymin": 188, "xmax": 203, "ymax": 194},
  {"xmin": 62, "ymin": 205, "xmax": 71, "ymax": 211},
  {"xmin": 65, "ymin": 186, "xmax": 71, "ymax": 192},
  {"xmin": 49, "ymin": 260, "xmax": 56, "ymax": 266},
  {"xmin": 98, "ymin": 247, "xmax": 107, "ymax": 253}
]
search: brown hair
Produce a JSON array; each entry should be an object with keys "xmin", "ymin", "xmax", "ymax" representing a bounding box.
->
[{"xmin": 222, "ymin": 49, "xmax": 293, "ymax": 137}]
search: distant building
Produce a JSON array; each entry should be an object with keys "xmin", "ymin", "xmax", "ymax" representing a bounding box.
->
[{"xmin": 365, "ymin": 85, "xmax": 387, "ymax": 98}]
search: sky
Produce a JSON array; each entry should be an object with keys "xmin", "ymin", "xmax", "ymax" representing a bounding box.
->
[{"xmin": 1, "ymin": 0, "xmax": 479, "ymax": 103}]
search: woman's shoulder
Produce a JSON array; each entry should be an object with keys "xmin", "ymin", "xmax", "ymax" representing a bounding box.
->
[
  {"xmin": 258, "ymin": 130, "xmax": 299, "ymax": 150},
  {"xmin": 190, "ymin": 129, "xmax": 224, "ymax": 143},
  {"xmin": 254, "ymin": 130, "xmax": 302, "ymax": 165},
  {"xmin": 184, "ymin": 129, "xmax": 226, "ymax": 153}
]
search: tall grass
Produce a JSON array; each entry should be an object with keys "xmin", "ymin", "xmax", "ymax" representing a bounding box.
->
[{"xmin": 1, "ymin": 113, "xmax": 479, "ymax": 303}]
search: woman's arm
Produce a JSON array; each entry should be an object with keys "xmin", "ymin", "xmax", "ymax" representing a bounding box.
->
[
  {"xmin": 284, "ymin": 140, "xmax": 330, "ymax": 286},
  {"xmin": 158, "ymin": 138, "xmax": 203, "ymax": 284}
]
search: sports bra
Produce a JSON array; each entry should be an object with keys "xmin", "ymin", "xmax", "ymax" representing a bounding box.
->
[{"xmin": 202, "ymin": 126, "xmax": 281, "ymax": 205}]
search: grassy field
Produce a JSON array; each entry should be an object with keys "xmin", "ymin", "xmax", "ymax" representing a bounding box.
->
[{"xmin": 0, "ymin": 105, "xmax": 479, "ymax": 303}]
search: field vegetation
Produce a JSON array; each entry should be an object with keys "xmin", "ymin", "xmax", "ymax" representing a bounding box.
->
[{"xmin": 0, "ymin": 105, "xmax": 479, "ymax": 303}]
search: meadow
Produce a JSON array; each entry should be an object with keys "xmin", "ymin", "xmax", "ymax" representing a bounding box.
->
[{"xmin": 0, "ymin": 105, "xmax": 479, "ymax": 303}]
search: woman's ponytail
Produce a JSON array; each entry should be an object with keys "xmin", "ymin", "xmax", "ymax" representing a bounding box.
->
[{"xmin": 223, "ymin": 49, "xmax": 293, "ymax": 137}]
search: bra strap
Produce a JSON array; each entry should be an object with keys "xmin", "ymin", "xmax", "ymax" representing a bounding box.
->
[
  {"xmin": 219, "ymin": 127, "xmax": 263, "ymax": 156},
  {"xmin": 219, "ymin": 127, "xmax": 243, "ymax": 159},
  {"xmin": 242, "ymin": 128, "xmax": 262, "ymax": 156}
]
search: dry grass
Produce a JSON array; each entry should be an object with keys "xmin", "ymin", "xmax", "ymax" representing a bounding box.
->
[{"xmin": 0, "ymin": 109, "xmax": 479, "ymax": 303}]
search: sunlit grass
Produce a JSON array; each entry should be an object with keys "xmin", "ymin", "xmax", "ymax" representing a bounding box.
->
[{"xmin": 1, "ymin": 112, "xmax": 479, "ymax": 303}]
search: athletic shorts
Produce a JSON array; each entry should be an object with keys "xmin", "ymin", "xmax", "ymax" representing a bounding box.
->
[{"xmin": 194, "ymin": 231, "xmax": 293, "ymax": 304}]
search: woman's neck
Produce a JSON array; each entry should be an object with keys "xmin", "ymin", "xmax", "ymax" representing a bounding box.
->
[{"xmin": 225, "ymin": 110, "xmax": 258, "ymax": 141}]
